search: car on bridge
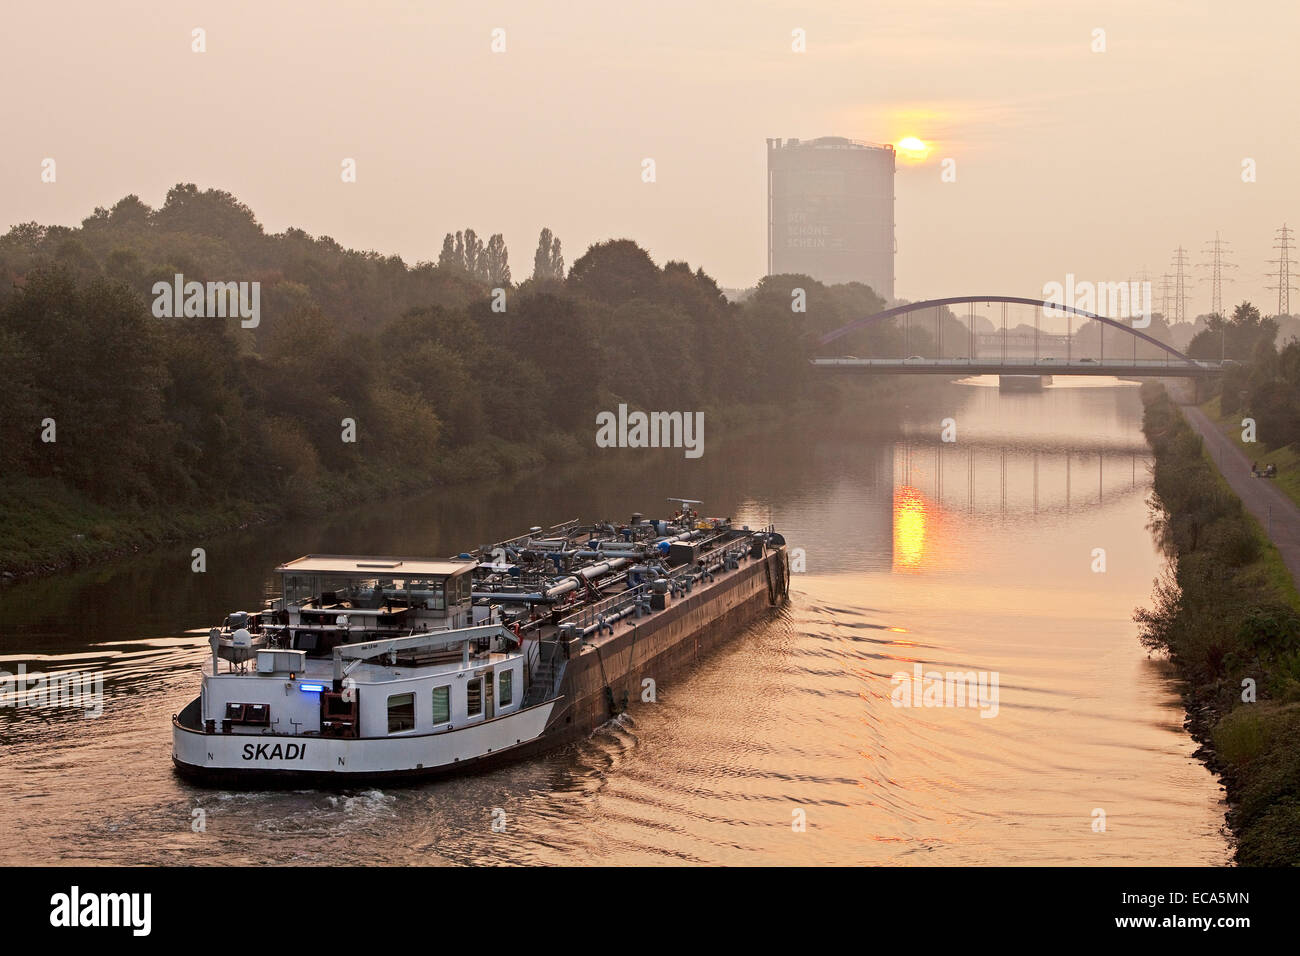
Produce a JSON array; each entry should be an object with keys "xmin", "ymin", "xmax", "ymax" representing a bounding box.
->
[
  {"xmin": 1079, "ymin": 357, "xmax": 1097, "ymax": 364},
  {"xmin": 905, "ymin": 355, "xmax": 926, "ymax": 362}
]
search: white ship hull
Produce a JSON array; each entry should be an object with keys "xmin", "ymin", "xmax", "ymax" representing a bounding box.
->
[{"xmin": 173, "ymin": 697, "xmax": 558, "ymax": 786}]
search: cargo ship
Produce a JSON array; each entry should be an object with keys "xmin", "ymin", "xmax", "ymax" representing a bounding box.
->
[{"xmin": 172, "ymin": 501, "xmax": 789, "ymax": 787}]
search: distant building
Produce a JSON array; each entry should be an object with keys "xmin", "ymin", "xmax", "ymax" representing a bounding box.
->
[{"xmin": 766, "ymin": 137, "xmax": 895, "ymax": 299}]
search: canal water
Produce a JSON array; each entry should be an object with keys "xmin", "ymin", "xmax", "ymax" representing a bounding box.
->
[{"xmin": 0, "ymin": 378, "xmax": 1229, "ymax": 865}]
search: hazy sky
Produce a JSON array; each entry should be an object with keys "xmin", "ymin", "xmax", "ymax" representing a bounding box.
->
[{"xmin": 3, "ymin": 0, "xmax": 1297, "ymax": 312}]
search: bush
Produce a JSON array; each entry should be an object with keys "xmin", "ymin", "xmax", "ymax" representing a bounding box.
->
[
  {"xmin": 1213, "ymin": 708, "xmax": 1270, "ymax": 766},
  {"xmin": 1235, "ymin": 798, "xmax": 1300, "ymax": 866}
]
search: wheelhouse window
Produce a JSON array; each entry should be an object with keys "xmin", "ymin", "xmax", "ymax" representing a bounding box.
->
[
  {"xmin": 283, "ymin": 575, "xmax": 313, "ymax": 606},
  {"xmin": 499, "ymin": 670, "xmax": 513, "ymax": 707},
  {"xmin": 432, "ymin": 686, "xmax": 450, "ymax": 724},
  {"xmin": 387, "ymin": 692, "xmax": 415, "ymax": 733},
  {"xmin": 466, "ymin": 678, "xmax": 483, "ymax": 717},
  {"xmin": 416, "ymin": 579, "xmax": 446, "ymax": 610}
]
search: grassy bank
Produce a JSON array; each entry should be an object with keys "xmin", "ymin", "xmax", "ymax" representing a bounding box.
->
[
  {"xmin": 1138, "ymin": 382, "xmax": 1300, "ymax": 865},
  {"xmin": 0, "ymin": 476, "xmax": 270, "ymax": 576},
  {"xmin": 0, "ymin": 436, "xmax": 547, "ymax": 577},
  {"xmin": 1200, "ymin": 394, "xmax": 1300, "ymax": 508},
  {"xmin": 0, "ymin": 423, "xmax": 581, "ymax": 577}
]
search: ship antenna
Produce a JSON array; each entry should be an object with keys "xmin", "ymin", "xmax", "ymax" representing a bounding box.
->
[{"xmin": 666, "ymin": 497, "xmax": 703, "ymax": 521}]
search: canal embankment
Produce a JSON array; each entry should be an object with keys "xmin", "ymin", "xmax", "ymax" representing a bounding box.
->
[{"xmin": 1138, "ymin": 382, "xmax": 1300, "ymax": 865}]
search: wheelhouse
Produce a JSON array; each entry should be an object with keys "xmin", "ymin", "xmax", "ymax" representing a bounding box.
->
[{"xmin": 268, "ymin": 555, "xmax": 480, "ymax": 655}]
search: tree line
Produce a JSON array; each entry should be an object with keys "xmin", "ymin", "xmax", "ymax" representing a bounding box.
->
[{"xmin": 0, "ymin": 184, "xmax": 897, "ymax": 516}]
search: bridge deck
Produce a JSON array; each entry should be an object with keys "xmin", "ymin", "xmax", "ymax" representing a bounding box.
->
[{"xmin": 811, "ymin": 358, "xmax": 1224, "ymax": 377}]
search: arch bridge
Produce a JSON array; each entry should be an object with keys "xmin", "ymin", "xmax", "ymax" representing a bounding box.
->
[{"xmin": 811, "ymin": 295, "xmax": 1225, "ymax": 377}]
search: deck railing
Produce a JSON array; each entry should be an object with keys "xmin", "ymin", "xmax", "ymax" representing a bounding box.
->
[{"xmin": 558, "ymin": 585, "xmax": 645, "ymax": 632}]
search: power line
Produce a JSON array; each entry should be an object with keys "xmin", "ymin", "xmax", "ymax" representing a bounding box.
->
[
  {"xmin": 1170, "ymin": 245, "xmax": 1192, "ymax": 324},
  {"xmin": 1198, "ymin": 231, "xmax": 1236, "ymax": 318},
  {"xmin": 1160, "ymin": 272, "xmax": 1174, "ymax": 321},
  {"xmin": 1266, "ymin": 223, "xmax": 1296, "ymax": 317}
]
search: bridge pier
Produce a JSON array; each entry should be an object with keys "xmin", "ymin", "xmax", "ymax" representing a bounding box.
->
[{"xmin": 999, "ymin": 374, "xmax": 1049, "ymax": 392}]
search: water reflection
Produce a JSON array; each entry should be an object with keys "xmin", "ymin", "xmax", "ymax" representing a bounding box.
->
[{"xmin": 892, "ymin": 486, "xmax": 929, "ymax": 572}]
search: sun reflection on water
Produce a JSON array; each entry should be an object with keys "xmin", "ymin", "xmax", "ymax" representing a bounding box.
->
[{"xmin": 893, "ymin": 485, "xmax": 929, "ymax": 572}]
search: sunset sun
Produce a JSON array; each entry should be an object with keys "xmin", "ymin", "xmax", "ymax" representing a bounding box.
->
[{"xmin": 896, "ymin": 136, "xmax": 930, "ymax": 160}]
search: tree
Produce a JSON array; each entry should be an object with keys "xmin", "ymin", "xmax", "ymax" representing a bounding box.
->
[
  {"xmin": 153, "ymin": 183, "xmax": 264, "ymax": 252},
  {"xmin": 484, "ymin": 233, "xmax": 511, "ymax": 286},
  {"xmin": 568, "ymin": 239, "xmax": 659, "ymax": 302},
  {"xmin": 2, "ymin": 267, "xmax": 168, "ymax": 501},
  {"xmin": 2, "ymin": 222, "xmax": 47, "ymax": 251},
  {"xmin": 438, "ymin": 229, "xmax": 495, "ymax": 283},
  {"xmin": 550, "ymin": 238, "xmax": 564, "ymax": 280},
  {"xmin": 438, "ymin": 233, "xmax": 458, "ymax": 271},
  {"xmin": 533, "ymin": 228, "xmax": 564, "ymax": 281},
  {"xmin": 462, "ymin": 229, "xmax": 484, "ymax": 280},
  {"xmin": 0, "ymin": 325, "xmax": 38, "ymax": 474},
  {"xmin": 1187, "ymin": 302, "xmax": 1277, "ymax": 362},
  {"xmin": 108, "ymin": 194, "xmax": 152, "ymax": 228}
]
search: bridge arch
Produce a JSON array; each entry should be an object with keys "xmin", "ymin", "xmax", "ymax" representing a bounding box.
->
[{"xmin": 818, "ymin": 295, "xmax": 1196, "ymax": 365}]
